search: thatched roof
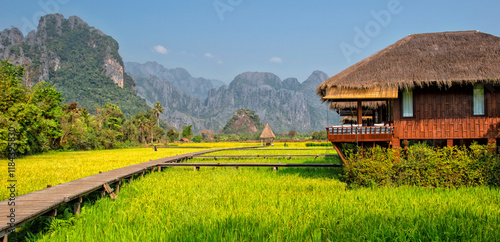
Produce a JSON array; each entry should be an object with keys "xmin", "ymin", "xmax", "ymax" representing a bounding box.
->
[
  {"xmin": 260, "ymin": 123, "xmax": 276, "ymax": 139},
  {"xmin": 330, "ymin": 101, "xmax": 386, "ymax": 110},
  {"xmin": 341, "ymin": 116, "xmax": 372, "ymax": 123},
  {"xmin": 317, "ymin": 31, "xmax": 500, "ymax": 98}
]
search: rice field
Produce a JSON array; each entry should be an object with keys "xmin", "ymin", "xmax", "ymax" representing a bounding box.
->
[
  {"xmin": 35, "ymin": 167, "xmax": 500, "ymax": 241},
  {"xmin": 4, "ymin": 143, "xmax": 500, "ymax": 241},
  {"xmin": 0, "ymin": 147, "xmax": 211, "ymax": 200}
]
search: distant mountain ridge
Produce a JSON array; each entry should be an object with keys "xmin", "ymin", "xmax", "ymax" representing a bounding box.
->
[
  {"xmin": 0, "ymin": 14, "xmax": 340, "ymax": 131},
  {"xmin": 127, "ymin": 62, "xmax": 341, "ymax": 133},
  {"xmin": 126, "ymin": 61, "xmax": 221, "ymax": 99},
  {"xmin": 0, "ymin": 14, "xmax": 149, "ymax": 117}
]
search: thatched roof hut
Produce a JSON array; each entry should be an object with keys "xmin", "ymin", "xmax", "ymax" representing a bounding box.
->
[
  {"xmin": 260, "ymin": 123, "xmax": 276, "ymax": 139},
  {"xmin": 317, "ymin": 31, "xmax": 500, "ymax": 108}
]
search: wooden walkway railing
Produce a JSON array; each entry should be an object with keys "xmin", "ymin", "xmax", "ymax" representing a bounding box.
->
[
  {"xmin": 0, "ymin": 146, "xmax": 259, "ymax": 240},
  {"xmin": 195, "ymin": 155, "xmax": 338, "ymax": 159},
  {"xmin": 326, "ymin": 126, "xmax": 394, "ymax": 142},
  {"xmin": 159, "ymin": 162, "xmax": 342, "ymax": 171}
]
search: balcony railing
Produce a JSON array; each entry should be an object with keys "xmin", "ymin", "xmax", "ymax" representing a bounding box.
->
[{"xmin": 326, "ymin": 125, "xmax": 394, "ymax": 142}]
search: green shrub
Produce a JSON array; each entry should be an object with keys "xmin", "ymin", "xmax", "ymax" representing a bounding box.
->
[
  {"xmin": 344, "ymin": 143, "xmax": 500, "ymax": 188},
  {"xmin": 305, "ymin": 142, "xmax": 333, "ymax": 147}
]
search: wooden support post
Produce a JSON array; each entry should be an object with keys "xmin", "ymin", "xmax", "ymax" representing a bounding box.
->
[
  {"xmin": 141, "ymin": 171, "xmax": 145, "ymax": 178},
  {"xmin": 129, "ymin": 175, "xmax": 133, "ymax": 183},
  {"xmin": 488, "ymin": 138, "xmax": 496, "ymax": 152},
  {"xmin": 332, "ymin": 143, "xmax": 348, "ymax": 166},
  {"xmin": 116, "ymin": 180, "xmax": 121, "ymax": 195},
  {"xmin": 103, "ymin": 183, "xmax": 117, "ymax": 199},
  {"xmin": 44, "ymin": 209, "xmax": 57, "ymax": 217},
  {"xmin": 447, "ymin": 139, "xmax": 453, "ymax": 147},
  {"xmin": 234, "ymin": 166, "xmax": 238, "ymax": 170},
  {"xmin": 158, "ymin": 166, "xmax": 162, "ymax": 172},
  {"xmin": 392, "ymin": 138, "xmax": 401, "ymax": 149},
  {"xmin": 2, "ymin": 234, "xmax": 7, "ymax": 242},
  {"xmin": 74, "ymin": 197, "xmax": 82, "ymax": 215},
  {"xmin": 194, "ymin": 166, "xmax": 200, "ymax": 171},
  {"xmin": 273, "ymin": 167, "xmax": 278, "ymax": 172},
  {"xmin": 357, "ymin": 100, "xmax": 362, "ymax": 126}
]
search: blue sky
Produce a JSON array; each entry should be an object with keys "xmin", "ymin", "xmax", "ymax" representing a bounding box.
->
[{"xmin": 1, "ymin": 0, "xmax": 500, "ymax": 83}]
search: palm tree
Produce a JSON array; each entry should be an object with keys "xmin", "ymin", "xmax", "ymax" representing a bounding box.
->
[
  {"xmin": 137, "ymin": 118, "xmax": 145, "ymax": 144},
  {"xmin": 153, "ymin": 102, "xmax": 164, "ymax": 127}
]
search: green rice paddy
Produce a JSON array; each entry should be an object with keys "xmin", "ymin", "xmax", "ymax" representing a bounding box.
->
[
  {"xmin": 4, "ymin": 143, "xmax": 500, "ymax": 241},
  {"xmin": 37, "ymin": 167, "xmax": 500, "ymax": 241}
]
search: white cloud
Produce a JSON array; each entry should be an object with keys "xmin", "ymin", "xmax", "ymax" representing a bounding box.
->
[
  {"xmin": 205, "ymin": 53, "xmax": 214, "ymax": 58},
  {"xmin": 154, "ymin": 45, "xmax": 168, "ymax": 54},
  {"xmin": 269, "ymin": 57, "xmax": 283, "ymax": 63}
]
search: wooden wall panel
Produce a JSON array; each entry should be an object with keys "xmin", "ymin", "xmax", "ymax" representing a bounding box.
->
[{"xmin": 393, "ymin": 84, "xmax": 500, "ymax": 140}]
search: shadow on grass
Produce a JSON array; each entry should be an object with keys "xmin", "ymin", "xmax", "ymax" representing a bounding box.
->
[{"xmin": 274, "ymin": 156, "xmax": 344, "ymax": 180}]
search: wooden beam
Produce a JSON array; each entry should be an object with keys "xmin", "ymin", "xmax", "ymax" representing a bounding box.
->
[
  {"xmin": 392, "ymin": 138, "xmax": 400, "ymax": 149},
  {"xmin": 116, "ymin": 180, "xmax": 121, "ymax": 195},
  {"xmin": 357, "ymin": 100, "xmax": 362, "ymax": 126},
  {"xmin": 447, "ymin": 139, "xmax": 453, "ymax": 147},
  {"xmin": 332, "ymin": 143, "xmax": 348, "ymax": 166},
  {"xmin": 44, "ymin": 209, "xmax": 57, "ymax": 217},
  {"xmin": 103, "ymin": 183, "xmax": 114, "ymax": 194},
  {"xmin": 159, "ymin": 163, "xmax": 342, "ymax": 168},
  {"xmin": 195, "ymin": 155, "xmax": 338, "ymax": 159},
  {"xmin": 488, "ymin": 138, "xmax": 496, "ymax": 152},
  {"xmin": 74, "ymin": 197, "xmax": 82, "ymax": 215}
]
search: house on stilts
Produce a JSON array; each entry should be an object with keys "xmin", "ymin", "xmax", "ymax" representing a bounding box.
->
[{"xmin": 316, "ymin": 31, "xmax": 500, "ymax": 160}]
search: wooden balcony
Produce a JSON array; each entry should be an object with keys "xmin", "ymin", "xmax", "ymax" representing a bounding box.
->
[{"xmin": 326, "ymin": 125, "xmax": 394, "ymax": 142}]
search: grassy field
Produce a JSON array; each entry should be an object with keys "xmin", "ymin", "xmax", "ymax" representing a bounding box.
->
[
  {"xmin": 4, "ymin": 144, "xmax": 500, "ymax": 241},
  {"xmin": 0, "ymin": 147, "xmax": 210, "ymax": 200},
  {"xmin": 35, "ymin": 167, "xmax": 500, "ymax": 241}
]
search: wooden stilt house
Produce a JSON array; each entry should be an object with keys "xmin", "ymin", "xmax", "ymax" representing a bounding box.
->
[
  {"xmin": 316, "ymin": 31, "xmax": 500, "ymax": 158},
  {"xmin": 260, "ymin": 123, "xmax": 276, "ymax": 146}
]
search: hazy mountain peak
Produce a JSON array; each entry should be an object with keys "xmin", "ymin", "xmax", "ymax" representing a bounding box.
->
[
  {"xmin": 231, "ymin": 72, "xmax": 282, "ymax": 89},
  {"xmin": 302, "ymin": 70, "xmax": 329, "ymax": 89},
  {"xmin": 125, "ymin": 61, "xmax": 215, "ymax": 99}
]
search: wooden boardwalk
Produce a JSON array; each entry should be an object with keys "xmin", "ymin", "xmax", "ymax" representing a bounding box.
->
[
  {"xmin": 0, "ymin": 148, "xmax": 253, "ymax": 239},
  {"xmin": 0, "ymin": 146, "xmax": 340, "ymax": 239}
]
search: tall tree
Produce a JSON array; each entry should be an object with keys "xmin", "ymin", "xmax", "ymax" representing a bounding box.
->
[
  {"xmin": 182, "ymin": 125, "xmax": 193, "ymax": 140},
  {"xmin": 0, "ymin": 60, "xmax": 64, "ymax": 155},
  {"xmin": 137, "ymin": 117, "xmax": 145, "ymax": 144},
  {"xmin": 153, "ymin": 102, "xmax": 164, "ymax": 127}
]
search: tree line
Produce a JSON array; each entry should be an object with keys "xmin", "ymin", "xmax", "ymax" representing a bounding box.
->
[
  {"xmin": 0, "ymin": 60, "xmax": 187, "ymax": 157},
  {"xmin": 0, "ymin": 60, "xmax": 329, "ymax": 157}
]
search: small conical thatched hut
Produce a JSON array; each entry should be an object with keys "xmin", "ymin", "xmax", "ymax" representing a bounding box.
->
[{"xmin": 260, "ymin": 123, "xmax": 276, "ymax": 146}]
